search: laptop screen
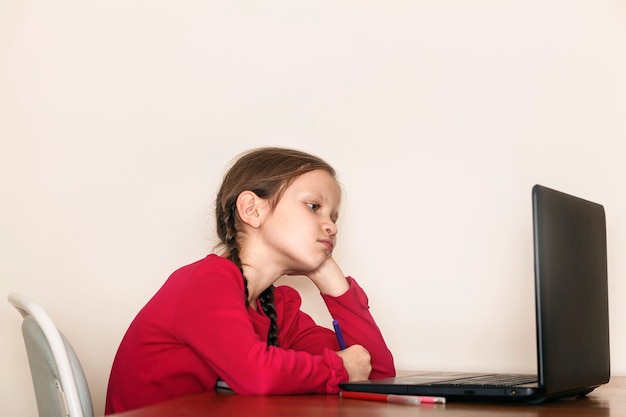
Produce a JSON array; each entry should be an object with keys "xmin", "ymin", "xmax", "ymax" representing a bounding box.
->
[{"xmin": 532, "ymin": 185, "xmax": 610, "ymax": 394}]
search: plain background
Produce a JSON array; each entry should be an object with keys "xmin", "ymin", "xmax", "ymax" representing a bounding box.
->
[{"xmin": 2, "ymin": 1, "xmax": 625, "ymax": 415}]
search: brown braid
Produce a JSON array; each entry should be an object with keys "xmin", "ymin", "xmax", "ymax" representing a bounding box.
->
[
  {"xmin": 219, "ymin": 203, "xmax": 250, "ymax": 306},
  {"xmin": 214, "ymin": 147, "xmax": 337, "ymax": 348},
  {"xmin": 259, "ymin": 287, "xmax": 279, "ymax": 347}
]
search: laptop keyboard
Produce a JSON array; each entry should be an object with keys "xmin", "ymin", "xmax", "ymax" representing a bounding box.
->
[{"xmin": 431, "ymin": 374, "xmax": 538, "ymax": 387}]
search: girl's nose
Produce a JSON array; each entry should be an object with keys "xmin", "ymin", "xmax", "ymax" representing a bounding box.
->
[{"xmin": 325, "ymin": 222, "xmax": 337, "ymax": 237}]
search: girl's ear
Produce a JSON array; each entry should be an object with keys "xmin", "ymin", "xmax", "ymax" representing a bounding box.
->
[{"xmin": 236, "ymin": 191, "xmax": 264, "ymax": 229}]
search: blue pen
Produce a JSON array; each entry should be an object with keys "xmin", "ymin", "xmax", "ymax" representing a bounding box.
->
[{"xmin": 332, "ymin": 319, "xmax": 347, "ymax": 350}]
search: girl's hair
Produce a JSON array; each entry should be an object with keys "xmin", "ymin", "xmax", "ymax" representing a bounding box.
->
[{"xmin": 215, "ymin": 147, "xmax": 337, "ymax": 347}]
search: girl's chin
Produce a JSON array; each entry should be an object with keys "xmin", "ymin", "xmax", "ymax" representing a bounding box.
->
[{"xmin": 284, "ymin": 258, "xmax": 326, "ymax": 276}]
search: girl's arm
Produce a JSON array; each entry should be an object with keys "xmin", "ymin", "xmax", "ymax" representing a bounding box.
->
[
  {"xmin": 321, "ymin": 276, "xmax": 396, "ymax": 379},
  {"xmin": 297, "ymin": 256, "xmax": 395, "ymax": 379},
  {"xmin": 280, "ymin": 277, "xmax": 395, "ymax": 380}
]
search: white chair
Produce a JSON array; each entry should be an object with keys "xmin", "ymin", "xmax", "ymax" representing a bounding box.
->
[{"xmin": 8, "ymin": 292, "xmax": 94, "ymax": 417}]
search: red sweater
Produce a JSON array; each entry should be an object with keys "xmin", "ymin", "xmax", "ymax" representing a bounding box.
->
[{"xmin": 105, "ymin": 255, "xmax": 395, "ymax": 414}]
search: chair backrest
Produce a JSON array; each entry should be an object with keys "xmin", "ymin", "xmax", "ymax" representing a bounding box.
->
[{"xmin": 8, "ymin": 292, "xmax": 94, "ymax": 417}]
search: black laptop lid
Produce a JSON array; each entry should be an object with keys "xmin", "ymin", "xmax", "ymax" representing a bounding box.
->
[{"xmin": 533, "ymin": 185, "xmax": 610, "ymax": 396}]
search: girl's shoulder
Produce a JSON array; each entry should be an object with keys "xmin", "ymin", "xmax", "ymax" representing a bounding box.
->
[
  {"xmin": 164, "ymin": 254, "xmax": 243, "ymax": 292},
  {"xmin": 173, "ymin": 253, "xmax": 240, "ymax": 277},
  {"xmin": 272, "ymin": 284, "xmax": 304, "ymax": 315}
]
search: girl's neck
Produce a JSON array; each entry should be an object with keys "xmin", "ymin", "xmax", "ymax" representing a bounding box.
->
[{"xmin": 242, "ymin": 261, "xmax": 281, "ymax": 305}]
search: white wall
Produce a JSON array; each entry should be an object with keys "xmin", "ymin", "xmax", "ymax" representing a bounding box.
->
[{"xmin": 2, "ymin": 1, "xmax": 625, "ymax": 416}]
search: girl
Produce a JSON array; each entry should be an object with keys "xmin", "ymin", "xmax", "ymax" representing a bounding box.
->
[{"xmin": 105, "ymin": 147, "xmax": 395, "ymax": 414}]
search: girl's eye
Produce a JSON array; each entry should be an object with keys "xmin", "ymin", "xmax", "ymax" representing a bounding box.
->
[{"xmin": 307, "ymin": 203, "xmax": 320, "ymax": 211}]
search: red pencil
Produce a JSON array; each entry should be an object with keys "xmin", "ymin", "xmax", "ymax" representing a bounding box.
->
[{"xmin": 340, "ymin": 390, "xmax": 446, "ymax": 405}]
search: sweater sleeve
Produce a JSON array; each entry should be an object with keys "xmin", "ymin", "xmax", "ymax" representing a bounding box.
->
[
  {"xmin": 170, "ymin": 260, "xmax": 348, "ymax": 395},
  {"xmin": 277, "ymin": 277, "xmax": 395, "ymax": 380},
  {"xmin": 321, "ymin": 277, "xmax": 396, "ymax": 379}
]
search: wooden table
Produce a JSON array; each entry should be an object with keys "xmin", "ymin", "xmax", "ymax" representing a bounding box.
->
[{"xmin": 109, "ymin": 376, "xmax": 626, "ymax": 417}]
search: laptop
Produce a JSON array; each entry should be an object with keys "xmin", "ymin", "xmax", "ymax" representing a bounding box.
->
[{"xmin": 340, "ymin": 184, "xmax": 610, "ymax": 403}]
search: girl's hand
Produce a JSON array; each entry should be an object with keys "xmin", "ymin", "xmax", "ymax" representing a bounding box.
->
[
  {"xmin": 305, "ymin": 257, "xmax": 349, "ymax": 297},
  {"xmin": 336, "ymin": 345, "xmax": 372, "ymax": 381}
]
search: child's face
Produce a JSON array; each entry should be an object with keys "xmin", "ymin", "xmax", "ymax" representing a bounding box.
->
[{"xmin": 260, "ymin": 169, "xmax": 341, "ymax": 274}]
